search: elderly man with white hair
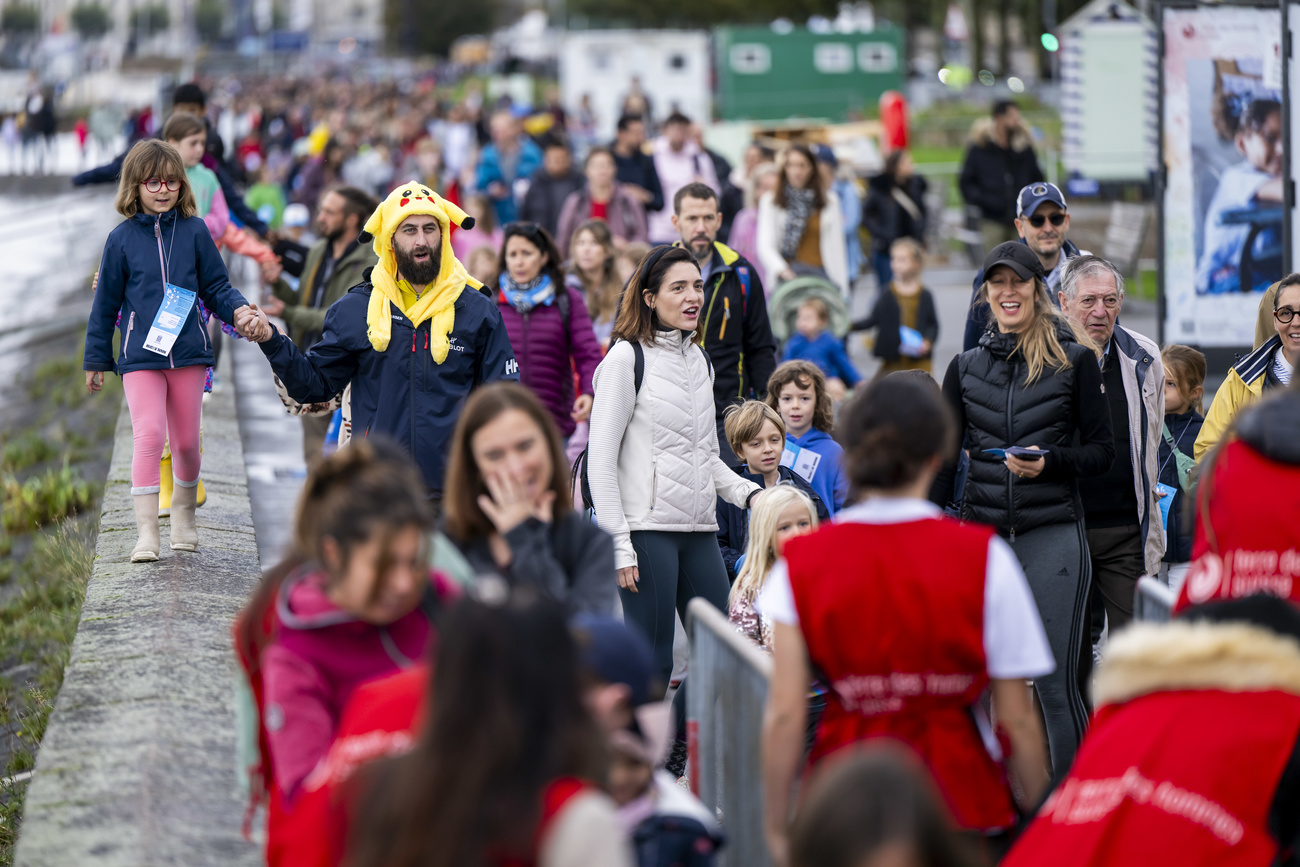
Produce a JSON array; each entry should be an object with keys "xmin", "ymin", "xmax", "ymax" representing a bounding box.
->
[{"xmin": 1059, "ymin": 255, "xmax": 1165, "ymax": 636}]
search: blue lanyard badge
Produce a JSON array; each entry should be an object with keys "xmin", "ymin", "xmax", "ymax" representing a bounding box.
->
[
  {"xmin": 1155, "ymin": 481, "xmax": 1177, "ymax": 551},
  {"xmin": 142, "ymin": 283, "xmax": 197, "ymax": 356},
  {"xmin": 780, "ymin": 441, "xmax": 822, "ymax": 483}
]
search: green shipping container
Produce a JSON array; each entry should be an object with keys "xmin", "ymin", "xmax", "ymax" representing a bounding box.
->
[{"xmin": 714, "ymin": 25, "xmax": 906, "ymax": 122}]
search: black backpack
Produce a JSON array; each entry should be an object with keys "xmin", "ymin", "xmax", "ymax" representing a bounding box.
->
[
  {"xmin": 573, "ymin": 340, "xmax": 713, "ymax": 514},
  {"xmin": 573, "ymin": 341, "xmax": 644, "ymax": 513}
]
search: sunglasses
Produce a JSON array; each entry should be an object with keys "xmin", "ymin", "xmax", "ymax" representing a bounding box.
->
[
  {"xmin": 1025, "ymin": 213, "xmax": 1067, "ymax": 228},
  {"xmin": 142, "ymin": 178, "xmax": 182, "ymax": 193},
  {"xmin": 1275, "ymin": 307, "xmax": 1299, "ymax": 324}
]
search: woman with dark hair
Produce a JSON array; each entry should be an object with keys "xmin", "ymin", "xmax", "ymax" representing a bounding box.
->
[
  {"xmin": 762, "ymin": 372, "xmax": 1052, "ymax": 865},
  {"xmin": 496, "ymin": 221, "xmax": 604, "ymax": 444},
  {"xmin": 587, "ymin": 245, "xmax": 762, "ymax": 689},
  {"xmin": 931, "ymin": 241, "xmax": 1114, "ymax": 782},
  {"xmin": 756, "ymin": 143, "xmax": 849, "ymax": 294},
  {"xmin": 789, "ymin": 744, "xmax": 980, "ymax": 867},
  {"xmin": 442, "ymin": 382, "xmax": 616, "ymax": 615},
  {"xmin": 345, "ymin": 590, "xmax": 633, "ymax": 867},
  {"xmin": 861, "ymin": 149, "xmax": 929, "ymax": 289},
  {"xmin": 555, "ymin": 146, "xmax": 649, "ymax": 253}
]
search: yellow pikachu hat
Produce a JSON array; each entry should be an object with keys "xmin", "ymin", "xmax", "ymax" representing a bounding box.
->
[{"xmin": 359, "ymin": 181, "xmax": 483, "ymax": 364}]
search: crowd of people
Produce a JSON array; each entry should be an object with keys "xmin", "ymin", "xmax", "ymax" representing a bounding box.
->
[{"xmin": 75, "ymin": 74, "xmax": 1300, "ymax": 866}]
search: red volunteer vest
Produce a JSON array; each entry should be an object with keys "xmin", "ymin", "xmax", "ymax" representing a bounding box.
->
[
  {"xmin": 1005, "ymin": 689, "xmax": 1300, "ymax": 866},
  {"xmin": 1175, "ymin": 441, "xmax": 1300, "ymax": 612},
  {"xmin": 786, "ymin": 518, "xmax": 1016, "ymax": 830},
  {"xmin": 272, "ymin": 665, "xmax": 429, "ymax": 867}
]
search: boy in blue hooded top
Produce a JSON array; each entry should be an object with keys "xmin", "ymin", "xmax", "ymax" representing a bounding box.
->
[{"xmin": 765, "ymin": 360, "xmax": 849, "ymax": 513}]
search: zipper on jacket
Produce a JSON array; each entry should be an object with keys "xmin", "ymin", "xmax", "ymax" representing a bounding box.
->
[
  {"xmin": 719, "ymin": 297, "xmax": 730, "ymax": 340},
  {"xmin": 701, "ymin": 276, "xmax": 722, "ymax": 336},
  {"xmin": 735, "ymin": 354, "xmax": 744, "ymax": 400},
  {"xmin": 1005, "ymin": 370, "xmax": 1016, "ymax": 543},
  {"xmin": 410, "ymin": 322, "xmax": 419, "ymax": 454},
  {"xmin": 123, "ymin": 311, "xmax": 136, "ymax": 361},
  {"xmin": 650, "ymin": 458, "xmax": 657, "ymax": 512}
]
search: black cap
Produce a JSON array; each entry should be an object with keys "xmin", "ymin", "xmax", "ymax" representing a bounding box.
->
[{"xmin": 983, "ymin": 242, "xmax": 1045, "ymax": 281}]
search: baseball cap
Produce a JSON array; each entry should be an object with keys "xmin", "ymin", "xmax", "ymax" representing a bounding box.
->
[
  {"xmin": 812, "ymin": 144, "xmax": 838, "ymax": 169},
  {"xmin": 983, "ymin": 241, "xmax": 1045, "ymax": 281},
  {"xmin": 1017, "ymin": 182, "xmax": 1067, "ymax": 218},
  {"xmin": 283, "ymin": 203, "xmax": 310, "ymax": 228},
  {"xmin": 571, "ymin": 614, "xmax": 656, "ymax": 707}
]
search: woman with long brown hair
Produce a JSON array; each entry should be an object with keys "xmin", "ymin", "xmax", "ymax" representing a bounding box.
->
[
  {"xmin": 565, "ymin": 218, "xmax": 623, "ymax": 349},
  {"xmin": 442, "ymin": 382, "xmax": 616, "ymax": 615},
  {"xmin": 586, "ymin": 245, "xmax": 762, "ymax": 689},
  {"xmin": 932, "ymin": 241, "xmax": 1114, "ymax": 783},
  {"xmin": 344, "ymin": 589, "xmax": 632, "ymax": 867},
  {"xmin": 756, "ymin": 143, "xmax": 849, "ymax": 294}
]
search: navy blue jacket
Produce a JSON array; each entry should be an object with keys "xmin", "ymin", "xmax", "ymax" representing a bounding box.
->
[
  {"xmin": 84, "ymin": 210, "xmax": 249, "ymax": 375},
  {"xmin": 260, "ymin": 277, "xmax": 518, "ymax": 493},
  {"xmin": 1157, "ymin": 408, "xmax": 1204, "ymax": 564},
  {"xmin": 717, "ymin": 465, "xmax": 829, "ymax": 579},
  {"xmin": 962, "ymin": 238, "xmax": 1081, "ymax": 351}
]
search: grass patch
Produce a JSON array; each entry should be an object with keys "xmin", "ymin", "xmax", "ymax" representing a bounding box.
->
[
  {"xmin": 25, "ymin": 358, "xmax": 84, "ymax": 410},
  {"xmin": 0, "ymin": 520, "xmax": 94, "ymax": 863},
  {"xmin": 0, "ymin": 433, "xmax": 57, "ymax": 473},
  {"xmin": 1, "ymin": 463, "xmax": 96, "ymax": 533},
  {"xmin": 1135, "ymin": 268, "xmax": 1158, "ymax": 302}
]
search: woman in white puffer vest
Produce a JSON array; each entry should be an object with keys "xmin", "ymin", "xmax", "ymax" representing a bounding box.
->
[{"xmin": 588, "ymin": 245, "xmax": 762, "ymax": 690}]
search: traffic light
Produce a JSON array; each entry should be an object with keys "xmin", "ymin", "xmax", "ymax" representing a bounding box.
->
[{"xmin": 1041, "ymin": 33, "xmax": 1060, "ymax": 51}]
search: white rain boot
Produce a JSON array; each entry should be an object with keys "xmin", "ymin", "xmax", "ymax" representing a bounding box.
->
[
  {"xmin": 131, "ymin": 493, "xmax": 161, "ymax": 562},
  {"xmin": 169, "ymin": 479, "xmax": 199, "ymax": 552}
]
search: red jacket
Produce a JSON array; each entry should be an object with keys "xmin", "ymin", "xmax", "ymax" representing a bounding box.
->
[
  {"xmin": 1175, "ymin": 440, "xmax": 1300, "ymax": 612},
  {"xmin": 1005, "ymin": 619, "xmax": 1300, "ymax": 866},
  {"xmin": 785, "ymin": 518, "xmax": 1017, "ymax": 831}
]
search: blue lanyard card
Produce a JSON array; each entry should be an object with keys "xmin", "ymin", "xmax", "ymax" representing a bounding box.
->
[{"xmin": 143, "ymin": 283, "xmax": 197, "ymax": 356}]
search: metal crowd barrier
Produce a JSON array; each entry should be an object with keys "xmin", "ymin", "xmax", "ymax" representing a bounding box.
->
[
  {"xmin": 686, "ymin": 598, "xmax": 773, "ymax": 867},
  {"xmin": 1135, "ymin": 575, "xmax": 1176, "ymax": 623}
]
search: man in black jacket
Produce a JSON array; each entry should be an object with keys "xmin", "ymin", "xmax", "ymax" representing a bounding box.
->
[
  {"xmin": 520, "ymin": 138, "xmax": 584, "ymax": 239},
  {"xmin": 959, "ymin": 100, "xmax": 1043, "ymax": 257},
  {"xmin": 611, "ymin": 114, "xmax": 664, "ymax": 215},
  {"xmin": 672, "ymin": 182, "xmax": 778, "ymax": 467}
]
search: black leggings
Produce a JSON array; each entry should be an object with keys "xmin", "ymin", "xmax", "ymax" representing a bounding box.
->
[{"xmin": 624, "ymin": 530, "xmax": 730, "ymax": 695}]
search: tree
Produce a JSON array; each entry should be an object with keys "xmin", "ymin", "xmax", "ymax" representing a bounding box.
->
[
  {"xmin": 71, "ymin": 3, "xmax": 112, "ymax": 39},
  {"xmin": 385, "ymin": 0, "xmax": 498, "ymax": 57},
  {"xmin": 1, "ymin": 3, "xmax": 40, "ymax": 35},
  {"xmin": 195, "ymin": 0, "xmax": 223, "ymax": 42},
  {"xmin": 129, "ymin": 3, "xmax": 171, "ymax": 37}
]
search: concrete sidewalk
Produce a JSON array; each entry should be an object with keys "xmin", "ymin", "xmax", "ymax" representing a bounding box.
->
[{"xmin": 14, "ymin": 349, "xmax": 262, "ymax": 867}]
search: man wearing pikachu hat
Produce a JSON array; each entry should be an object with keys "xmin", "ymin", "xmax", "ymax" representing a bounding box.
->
[{"xmin": 242, "ymin": 181, "xmax": 518, "ymax": 503}]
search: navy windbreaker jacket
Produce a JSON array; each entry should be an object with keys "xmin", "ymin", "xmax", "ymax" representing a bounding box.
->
[
  {"xmin": 260, "ymin": 277, "xmax": 518, "ymax": 493},
  {"xmin": 84, "ymin": 210, "xmax": 249, "ymax": 375}
]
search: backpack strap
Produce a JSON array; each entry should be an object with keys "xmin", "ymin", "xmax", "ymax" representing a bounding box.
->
[
  {"xmin": 631, "ymin": 341, "xmax": 644, "ymax": 393},
  {"xmin": 735, "ymin": 265, "xmax": 751, "ymax": 318}
]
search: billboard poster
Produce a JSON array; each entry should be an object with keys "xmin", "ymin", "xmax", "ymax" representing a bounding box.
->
[{"xmin": 1161, "ymin": 5, "xmax": 1283, "ymax": 347}]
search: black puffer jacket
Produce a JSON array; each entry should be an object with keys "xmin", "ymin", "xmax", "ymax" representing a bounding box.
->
[{"xmin": 937, "ymin": 323, "xmax": 1115, "ymax": 538}]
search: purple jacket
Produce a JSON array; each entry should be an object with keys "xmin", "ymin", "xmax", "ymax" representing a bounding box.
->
[
  {"xmin": 497, "ymin": 280, "xmax": 603, "ymax": 437},
  {"xmin": 554, "ymin": 184, "xmax": 648, "ymax": 254}
]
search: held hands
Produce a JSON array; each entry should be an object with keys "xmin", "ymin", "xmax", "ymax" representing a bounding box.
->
[
  {"xmin": 477, "ymin": 468, "xmax": 556, "ymax": 537},
  {"xmin": 85, "ymin": 371, "xmax": 103, "ymax": 394},
  {"xmin": 233, "ymin": 304, "xmax": 274, "ymax": 343},
  {"xmin": 1005, "ymin": 445, "xmax": 1046, "ymax": 480},
  {"xmin": 571, "ymin": 394, "xmax": 593, "ymax": 423},
  {"xmin": 617, "ymin": 565, "xmax": 640, "ymax": 593}
]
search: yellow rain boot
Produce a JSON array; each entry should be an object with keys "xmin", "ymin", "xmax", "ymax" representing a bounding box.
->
[
  {"xmin": 196, "ymin": 477, "xmax": 206, "ymax": 508},
  {"xmin": 158, "ymin": 454, "xmax": 173, "ymax": 517}
]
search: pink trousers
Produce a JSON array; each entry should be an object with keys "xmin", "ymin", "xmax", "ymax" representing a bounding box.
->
[{"xmin": 122, "ymin": 366, "xmax": 207, "ymax": 493}]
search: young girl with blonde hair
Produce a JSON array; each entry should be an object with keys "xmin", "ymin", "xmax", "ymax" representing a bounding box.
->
[{"xmin": 728, "ymin": 485, "xmax": 818, "ymax": 650}]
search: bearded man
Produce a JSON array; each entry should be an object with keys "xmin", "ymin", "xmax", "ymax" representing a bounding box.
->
[{"xmin": 241, "ymin": 182, "xmax": 518, "ymax": 506}]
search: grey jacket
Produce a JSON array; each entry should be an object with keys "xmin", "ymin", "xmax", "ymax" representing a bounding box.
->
[{"xmin": 1111, "ymin": 323, "xmax": 1167, "ymax": 576}]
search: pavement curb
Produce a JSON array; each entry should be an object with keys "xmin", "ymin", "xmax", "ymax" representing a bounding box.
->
[{"xmin": 14, "ymin": 351, "xmax": 262, "ymax": 867}]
